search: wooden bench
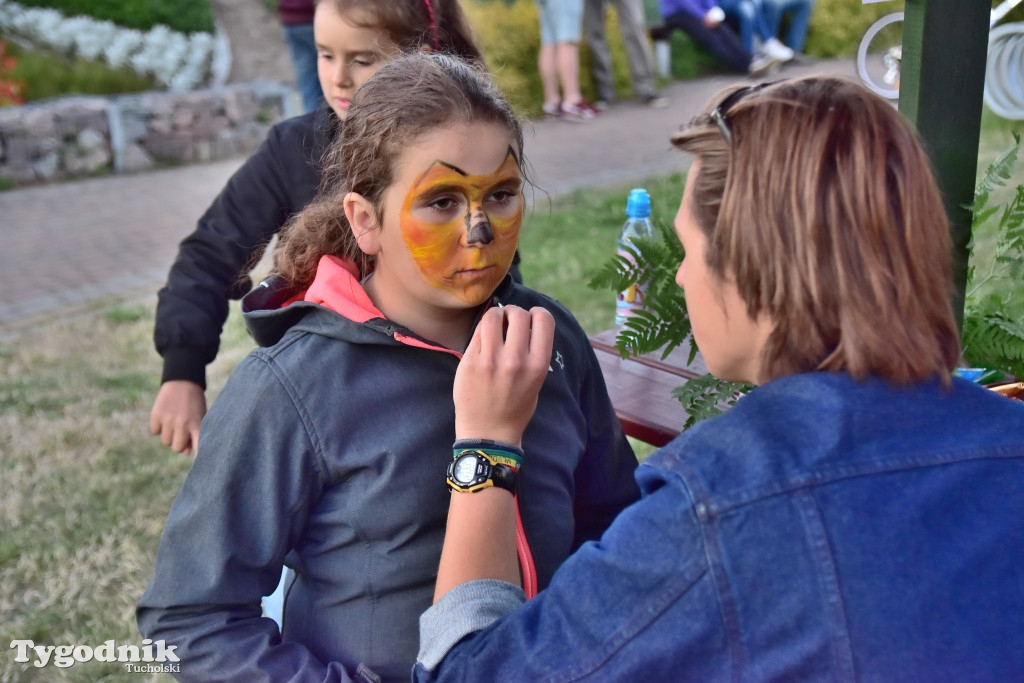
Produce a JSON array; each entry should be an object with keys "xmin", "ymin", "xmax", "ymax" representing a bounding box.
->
[
  {"xmin": 593, "ymin": 334, "xmax": 1024, "ymax": 448},
  {"xmin": 589, "ymin": 329, "xmax": 709, "ymax": 447}
]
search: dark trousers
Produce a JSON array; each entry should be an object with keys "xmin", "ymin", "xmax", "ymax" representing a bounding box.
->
[{"xmin": 656, "ymin": 11, "xmax": 751, "ymax": 73}]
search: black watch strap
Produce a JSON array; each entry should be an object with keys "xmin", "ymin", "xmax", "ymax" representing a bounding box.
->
[
  {"xmin": 488, "ymin": 462, "xmax": 518, "ymax": 492},
  {"xmin": 447, "ymin": 450, "xmax": 519, "ymax": 493}
]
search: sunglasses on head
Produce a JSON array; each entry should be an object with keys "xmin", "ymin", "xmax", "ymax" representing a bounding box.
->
[{"xmin": 708, "ymin": 82, "xmax": 776, "ymax": 145}]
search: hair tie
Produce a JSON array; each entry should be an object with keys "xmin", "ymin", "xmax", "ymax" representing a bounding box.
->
[{"xmin": 423, "ymin": 0, "xmax": 440, "ymax": 51}]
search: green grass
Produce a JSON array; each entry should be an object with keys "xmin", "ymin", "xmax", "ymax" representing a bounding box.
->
[
  {"xmin": 2, "ymin": 35, "xmax": 160, "ymax": 102},
  {"xmin": 0, "ymin": 301, "xmax": 249, "ymax": 682}
]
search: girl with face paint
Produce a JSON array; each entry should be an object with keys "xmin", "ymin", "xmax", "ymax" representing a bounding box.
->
[
  {"xmin": 137, "ymin": 53, "xmax": 639, "ymax": 683},
  {"xmin": 150, "ymin": 0, "xmax": 496, "ymax": 457}
]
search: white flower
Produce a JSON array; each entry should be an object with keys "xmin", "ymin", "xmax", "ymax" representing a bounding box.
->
[
  {"xmin": 103, "ymin": 29, "xmax": 143, "ymax": 69},
  {"xmin": 0, "ymin": 0, "xmax": 216, "ymax": 91},
  {"xmin": 74, "ymin": 18, "xmax": 117, "ymax": 61}
]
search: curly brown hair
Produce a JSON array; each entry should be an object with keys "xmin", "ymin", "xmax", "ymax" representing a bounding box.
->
[
  {"xmin": 274, "ymin": 52, "xmax": 525, "ymax": 289},
  {"xmin": 671, "ymin": 76, "xmax": 961, "ymax": 385}
]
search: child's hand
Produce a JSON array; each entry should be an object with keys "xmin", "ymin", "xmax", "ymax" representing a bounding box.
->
[
  {"xmin": 454, "ymin": 305, "xmax": 555, "ymax": 446},
  {"xmin": 704, "ymin": 6, "xmax": 725, "ymax": 27},
  {"xmin": 149, "ymin": 380, "xmax": 206, "ymax": 455}
]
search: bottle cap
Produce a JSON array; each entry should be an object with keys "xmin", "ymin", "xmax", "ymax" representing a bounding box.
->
[{"xmin": 626, "ymin": 188, "xmax": 651, "ymax": 218}]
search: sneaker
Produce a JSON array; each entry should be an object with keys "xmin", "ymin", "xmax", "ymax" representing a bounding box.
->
[
  {"xmin": 748, "ymin": 54, "xmax": 782, "ymax": 78},
  {"xmin": 559, "ymin": 100, "xmax": 597, "ymax": 122},
  {"xmin": 593, "ymin": 99, "xmax": 612, "ymax": 112},
  {"xmin": 542, "ymin": 102, "xmax": 561, "ymax": 118},
  {"xmin": 763, "ymin": 38, "xmax": 794, "ymax": 63},
  {"xmin": 643, "ymin": 93, "xmax": 669, "ymax": 109}
]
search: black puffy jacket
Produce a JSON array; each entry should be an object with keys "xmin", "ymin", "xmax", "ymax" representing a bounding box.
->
[{"xmin": 153, "ymin": 106, "xmax": 337, "ymax": 387}]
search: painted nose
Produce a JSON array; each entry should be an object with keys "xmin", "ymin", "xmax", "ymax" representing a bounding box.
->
[{"xmin": 466, "ymin": 208, "xmax": 493, "ymax": 245}]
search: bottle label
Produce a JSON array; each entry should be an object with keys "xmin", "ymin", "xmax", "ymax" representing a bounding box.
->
[{"xmin": 615, "ymin": 244, "xmax": 647, "ymax": 326}]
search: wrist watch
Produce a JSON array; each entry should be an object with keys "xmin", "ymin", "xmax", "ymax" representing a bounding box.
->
[{"xmin": 447, "ymin": 449, "xmax": 518, "ymax": 493}]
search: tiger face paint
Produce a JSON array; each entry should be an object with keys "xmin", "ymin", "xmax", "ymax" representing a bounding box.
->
[{"xmin": 399, "ymin": 148, "xmax": 523, "ymax": 304}]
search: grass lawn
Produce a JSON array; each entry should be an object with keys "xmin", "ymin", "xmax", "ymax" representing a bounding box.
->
[{"xmin": 1, "ymin": 113, "xmax": 1020, "ymax": 682}]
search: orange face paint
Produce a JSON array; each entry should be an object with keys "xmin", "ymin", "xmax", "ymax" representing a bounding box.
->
[{"xmin": 400, "ymin": 150, "xmax": 523, "ymax": 304}]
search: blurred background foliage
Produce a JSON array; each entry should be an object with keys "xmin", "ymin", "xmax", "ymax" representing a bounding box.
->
[
  {"xmin": 463, "ymin": 0, "xmax": 1024, "ymax": 115},
  {"xmin": 6, "ymin": 0, "xmax": 992, "ymax": 110},
  {"xmin": 9, "ymin": 0, "xmax": 215, "ymax": 33},
  {"xmin": 1, "ymin": 38, "xmax": 158, "ymax": 101},
  {"xmin": 465, "ymin": 0, "xmax": 905, "ymax": 115}
]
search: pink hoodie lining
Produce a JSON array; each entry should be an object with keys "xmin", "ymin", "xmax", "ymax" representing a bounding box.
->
[{"xmin": 302, "ymin": 255, "xmax": 462, "ymax": 358}]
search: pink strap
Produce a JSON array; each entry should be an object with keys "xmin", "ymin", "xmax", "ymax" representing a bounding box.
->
[
  {"xmin": 423, "ymin": 0, "xmax": 440, "ymax": 50},
  {"xmin": 515, "ymin": 496, "xmax": 538, "ymax": 599}
]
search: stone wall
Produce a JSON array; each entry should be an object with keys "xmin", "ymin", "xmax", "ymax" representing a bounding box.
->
[{"xmin": 0, "ymin": 81, "xmax": 296, "ymax": 188}]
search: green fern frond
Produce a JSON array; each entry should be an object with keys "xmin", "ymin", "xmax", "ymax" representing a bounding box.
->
[
  {"xmin": 972, "ymin": 205, "xmax": 1001, "ymax": 228},
  {"xmin": 995, "ymin": 184, "xmax": 1024, "ymax": 255},
  {"xmin": 971, "ymin": 131, "xmax": 1020, "ymax": 213},
  {"xmin": 967, "ymin": 177, "xmax": 1023, "ymax": 298},
  {"xmin": 587, "ymin": 235, "xmax": 670, "ymax": 294},
  {"xmin": 671, "ymin": 374, "xmax": 752, "ymax": 429},
  {"xmin": 587, "ymin": 244, "xmax": 645, "ymax": 292},
  {"xmin": 965, "ymin": 134, "xmax": 1024, "ymax": 381},
  {"xmin": 968, "ymin": 132, "xmax": 1021, "ymax": 267},
  {"xmin": 614, "ymin": 305, "xmax": 691, "ymax": 359},
  {"xmin": 962, "ymin": 311, "xmax": 1024, "ymax": 379},
  {"xmin": 587, "ymin": 200, "xmax": 745, "ymax": 426}
]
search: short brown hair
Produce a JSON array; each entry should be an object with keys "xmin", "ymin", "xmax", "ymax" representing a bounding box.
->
[
  {"xmin": 671, "ymin": 76, "xmax": 961, "ymax": 385},
  {"xmin": 316, "ymin": 0, "xmax": 484, "ymax": 64},
  {"xmin": 275, "ymin": 52, "xmax": 525, "ymax": 288}
]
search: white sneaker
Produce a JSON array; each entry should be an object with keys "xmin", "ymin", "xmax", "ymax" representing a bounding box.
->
[
  {"xmin": 763, "ymin": 38, "xmax": 794, "ymax": 63},
  {"xmin": 748, "ymin": 54, "xmax": 782, "ymax": 77}
]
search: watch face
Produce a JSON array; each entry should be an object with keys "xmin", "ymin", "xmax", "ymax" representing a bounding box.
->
[{"xmin": 454, "ymin": 455, "xmax": 479, "ymax": 483}]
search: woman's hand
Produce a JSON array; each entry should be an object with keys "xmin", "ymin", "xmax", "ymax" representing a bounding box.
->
[{"xmin": 454, "ymin": 305, "xmax": 555, "ymax": 445}]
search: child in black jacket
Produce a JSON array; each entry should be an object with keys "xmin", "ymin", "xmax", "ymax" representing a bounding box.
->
[{"xmin": 151, "ymin": 0, "xmax": 490, "ymax": 454}]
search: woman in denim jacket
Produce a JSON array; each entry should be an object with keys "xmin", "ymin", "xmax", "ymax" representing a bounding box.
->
[{"xmin": 415, "ymin": 76, "xmax": 1024, "ymax": 681}]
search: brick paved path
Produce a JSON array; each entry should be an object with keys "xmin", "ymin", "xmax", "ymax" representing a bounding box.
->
[{"xmin": 0, "ymin": 59, "xmax": 854, "ymax": 332}]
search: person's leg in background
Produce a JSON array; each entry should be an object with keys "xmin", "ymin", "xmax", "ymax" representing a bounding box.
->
[
  {"xmin": 783, "ymin": 0, "xmax": 814, "ymax": 53},
  {"xmin": 659, "ymin": 9, "xmax": 752, "ymax": 74},
  {"xmin": 555, "ymin": 39, "xmax": 589, "ymax": 114},
  {"xmin": 538, "ymin": 44, "xmax": 562, "ymax": 114},
  {"xmin": 763, "ymin": 0, "xmax": 815, "ymax": 53},
  {"xmin": 583, "ymin": 0, "xmax": 617, "ymax": 107},
  {"xmin": 610, "ymin": 0, "xmax": 666, "ymax": 105},
  {"xmin": 537, "ymin": 0, "xmax": 564, "ymax": 113},
  {"xmin": 720, "ymin": 0, "xmax": 792, "ymax": 62},
  {"xmin": 537, "ymin": 0, "xmax": 595, "ymax": 120},
  {"xmin": 282, "ymin": 22, "xmax": 323, "ymax": 114},
  {"xmin": 718, "ymin": 0, "xmax": 756, "ymax": 55}
]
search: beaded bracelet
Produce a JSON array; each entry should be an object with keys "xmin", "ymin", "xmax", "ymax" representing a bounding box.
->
[{"xmin": 452, "ymin": 438, "xmax": 524, "ymax": 471}]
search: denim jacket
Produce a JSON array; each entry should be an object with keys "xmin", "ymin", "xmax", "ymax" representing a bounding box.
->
[{"xmin": 416, "ymin": 372, "xmax": 1024, "ymax": 681}]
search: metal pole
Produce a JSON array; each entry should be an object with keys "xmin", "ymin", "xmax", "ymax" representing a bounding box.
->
[{"xmin": 898, "ymin": 0, "xmax": 991, "ymax": 330}]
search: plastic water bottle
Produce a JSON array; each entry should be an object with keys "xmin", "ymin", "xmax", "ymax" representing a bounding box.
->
[{"xmin": 615, "ymin": 188, "xmax": 656, "ymax": 327}]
